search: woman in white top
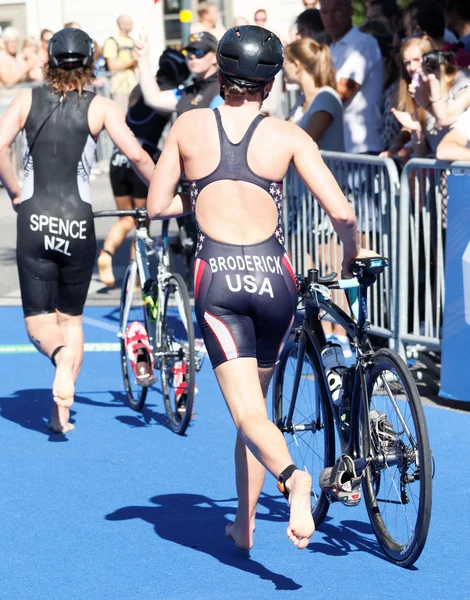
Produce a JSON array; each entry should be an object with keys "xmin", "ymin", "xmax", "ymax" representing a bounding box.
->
[
  {"xmin": 284, "ymin": 38, "xmax": 348, "ymax": 345},
  {"xmin": 284, "ymin": 38, "xmax": 344, "ymax": 151}
]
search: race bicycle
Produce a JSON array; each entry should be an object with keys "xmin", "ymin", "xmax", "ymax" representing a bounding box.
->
[
  {"xmin": 94, "ymin": 208, "xmax": 197, "ymax": 435},
  {"xmin": 273, "ymin": 256, "xmax": 432, "ymax": 567}
]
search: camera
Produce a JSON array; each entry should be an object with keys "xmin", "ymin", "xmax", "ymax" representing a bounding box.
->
[{"xmin": 421, "ymin": 49, "xmax": 454, "ymax": 73}]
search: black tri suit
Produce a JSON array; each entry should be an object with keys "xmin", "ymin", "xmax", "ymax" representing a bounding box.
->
[
  {"xmin": 16, "ymin": 85, "xmax": 98, "ymax": 317},
  {"xmin": 109, "ymin": 93, "xmax": 171, "ymax": 199},
  {"xmin": 191, "ymin": 108, "xmax": 298, "ymax": 369}
]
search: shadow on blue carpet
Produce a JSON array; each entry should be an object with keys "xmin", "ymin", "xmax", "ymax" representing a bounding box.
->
[
  {"xmin": 106, "ymin": 492, "xmax": 303, "ymax": 591},
  {"xmin": 105, "ymin": 491, "xmax": 394, "ymax": 590}
]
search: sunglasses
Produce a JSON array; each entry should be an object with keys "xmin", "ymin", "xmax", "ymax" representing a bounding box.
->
[{"xmin": 183, "ymin": 48, "xmax": 208, "ymax": 58}]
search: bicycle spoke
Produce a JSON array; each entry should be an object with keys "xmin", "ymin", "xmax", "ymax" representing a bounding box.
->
[
  {"xmin": 273, "ymin": 338, "xmax": 335, "ymax": 527},
  {"xmin": 363, "ymin": 349, "xmax": 432, "ymax": 566}
]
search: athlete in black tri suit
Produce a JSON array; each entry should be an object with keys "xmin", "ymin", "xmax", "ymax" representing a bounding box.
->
[
  {"xmin": 97, "ymin": 48, "xmax": 190, "ymax": 287},
  {"xmin": 147, "ymin": 26, "xmax": 374, "ymax": 551},
  {"xmin": 0, "ymin": 28, "xmax": 155, "ymax": 433}
]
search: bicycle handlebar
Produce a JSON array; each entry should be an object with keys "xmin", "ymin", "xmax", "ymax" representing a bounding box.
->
[
  {"xmin": 296, "ymin": 256, "xmax": 388, "ymax": 296},
  {"xmin": 93, "ymin": 208, "xmax": 148, "ymax": 218}
]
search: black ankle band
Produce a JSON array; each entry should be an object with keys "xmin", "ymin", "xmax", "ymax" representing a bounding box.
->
[
  {"xmin": 100, "ymin": 249, "xmax": 113, "ymax": 257},
  {"xmin": 51, "ymin": 345, "xmax": 66, "ymax": 367},
  {"xmin": 277, "ymin": 464, "xmax": 299, "ymax": 500}
]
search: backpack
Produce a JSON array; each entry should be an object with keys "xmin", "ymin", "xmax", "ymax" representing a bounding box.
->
[{"xmin": 104, "ymin": 36, "xmax": 135, "ymax": 71}]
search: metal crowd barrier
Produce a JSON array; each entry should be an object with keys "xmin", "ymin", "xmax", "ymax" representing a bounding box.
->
[
  {"xmin": 2, "ymin": 77, "xmax": 468, "ymax": 361},
  {"xmin": 397, "ymin": 158, "xmax": 470, "ymax": 355},
  {"xmin": 284, "ymin": 151, "xmax": 400, "ymax": 343}
]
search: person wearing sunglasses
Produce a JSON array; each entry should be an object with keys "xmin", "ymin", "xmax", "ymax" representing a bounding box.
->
[
  {"xmin": 137, "ymin": 31, "xmax": 224, "ymax": 259},
  {"xmin": 136, "ymin": 31, "xmax": 223, "ymax": 118}
]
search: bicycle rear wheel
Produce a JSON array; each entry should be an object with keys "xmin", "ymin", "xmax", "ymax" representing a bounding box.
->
[
  {"xmin": 120, "ymin": 263, "xmax": 153, "ymax": 411},
  {"xmin": 160, "ymin": 272, "xmax": 196, "ymax": 435},
  {"xmin": 362, "ymin": 348, "xmax": 432, "ymax": 567},
  {"xmin": 273, "ymin": 334, "xmax": 335, "ymax": 527}
]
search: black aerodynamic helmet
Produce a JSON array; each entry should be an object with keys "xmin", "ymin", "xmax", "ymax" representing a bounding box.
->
[
  {"xmin": 48, "ymin": 28, "xmax": 95, "ymax": 70},
  {"xmin": 217, "ymin": 26, "xmax": 284, "ymax": 87}
]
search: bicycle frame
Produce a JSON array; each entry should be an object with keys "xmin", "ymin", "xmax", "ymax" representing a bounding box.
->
[
  {"xmin": 119, "ymin": 211, "xmax": 157, "ymax": 352},
  {"xmin": 294, "ymin": 271, "xmax": 375, "ymax": 464}
]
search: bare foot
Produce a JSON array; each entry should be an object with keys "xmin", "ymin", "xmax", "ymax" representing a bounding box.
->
[
  {"xmin": 48, "ymin": 403, "xmax": 75, "ymax": 434},
  {"xmin": 285, "ymin": 470, "xmax": 315, "ymax": 549},
  {"xmin": 97, "ymin": 251, "xmax": 115, "ymax": 287},
  {"xmin": 225, "ymin": 520, "xmax": 254, "ymax": 550},
  {"xmin": 52, "ymin": 347, "xmax": 75, "ymax": 408}
]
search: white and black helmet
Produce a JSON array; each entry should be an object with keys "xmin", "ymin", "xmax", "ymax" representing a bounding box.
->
[{"xmin": 48, "ymin": 28, "xmax": 95, "ymax": 70}]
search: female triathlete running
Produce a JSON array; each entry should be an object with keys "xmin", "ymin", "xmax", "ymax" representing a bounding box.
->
[
  {"xmin": 0, "ymin": 28, "xmax": 155, "ymax": 433},
  {"xmin": 147, "ymin": 26, "xmax": 373, "ymax": 550}
]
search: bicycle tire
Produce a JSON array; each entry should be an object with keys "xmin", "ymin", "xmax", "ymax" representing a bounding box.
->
[
  {"xmin": 362, "ymin": 348, "xmax": 432, "ymax": 567},
  {"xmin": 273, "ymin": 334, "xmax": 335, "ymax": 527},
  {"xmin": 120, "ymin": 263, "xmax": 150, "ymax": 411},
  {"xmin": 160, "ymin": 272, "xmax": 196, "ymax": 435}
]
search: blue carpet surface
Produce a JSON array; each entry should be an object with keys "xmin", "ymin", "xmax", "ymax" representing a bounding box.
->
[{"xmin": 0, "ymin": 306, "xmax": 469, "ymax": 599}]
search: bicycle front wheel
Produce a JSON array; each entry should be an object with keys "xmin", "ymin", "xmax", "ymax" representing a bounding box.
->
[
  {"xmin": 273, "ymin": 334, "xmax": 335, "ymax": 527},
  {"xmin": 362, "ymin": 348, "xmax": 432, "ymax": 567},
  {"xmin": 160, "ymin": 272, "xmax": 196, "ymax": 435},
  {"xmin": 120, "ymin": 263, "xmax": 153, "ymax": 411}
]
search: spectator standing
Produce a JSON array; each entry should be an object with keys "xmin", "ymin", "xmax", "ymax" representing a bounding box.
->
[
  {"xmin": 436, "ymin": 109, "xmax": 470, "ymax": 161},
  {"xmin": 389, "ymin": 35, "xmax": 470, "ymax": 157},
  {"xmin": 137, "ymin": 31, "xmax": 223, "ymax": 259},
  {"xmin": 138, "ymin": 32, "xmax": 222, "ymax": 117},
  {"xmin": 102, "ymin": 15, "xmax": 138, "ymax": 112},
  {"xmin": 284, "ymin": 38, "xmax": 347, "ymax": 346},
  {"xmin": 366, "ymin": 0, "xmax": 401, "ymax": 33},
  {"xmin": 191, "ymin": 2, "xmax": 226, "ymax": 41},
  {"xmin": 404, "ymin": 1, "xmax": 457, "ymax": 46},
  {"xmin": 233, "ymin": 17, "xmax": 249, "ymax": 27},
  {"xmin": 254, "ymin": 9, "xmax": 268, "ymax": 28},
  {"xmin": 359, "ymin": 20, "xmax": 400, "ymax": 152},
  {"xmin": 284, "ymin": 38, "xmax": 343, "ymax": 150},
  {"xmin": 0, "ymin": 27, "xmax": 35, "ymax": 86},
  {"xmin": 320, "ymin": 0, "xmax": 384, "ymax": 154},
  {"xmin": 303, "ymin": 0, "xmax": 320, "ymax": 7},
  {"xmin": 295, "ymin": 9, "xmax": 330, "ymax": 43},
  {"xmin": 38, "ymin": 29, "xmax": 53, "ymax": 65},
  {"xmin": 20, "ymin": 37, "xmax": 43, "ymax": 82},
  {"xmin": 445, "ymin": 1, "xmax": 470, "ymax": 54}
]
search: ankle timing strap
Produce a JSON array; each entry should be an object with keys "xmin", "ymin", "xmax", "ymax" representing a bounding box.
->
[
  {"xmin": 277, "ymin": 464, "xmax": 298, "ymax": 500},
  {"xmin": 51, "ymin": 345, "xmax": 66, "ymax": 367},
  {"xmin": 100, "ymin": 249, "xmax": 113, "ymax": 257}
]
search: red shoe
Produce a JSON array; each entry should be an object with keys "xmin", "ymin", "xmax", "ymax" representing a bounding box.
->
[
  {"xmin": 125, "ymin": 322, "xmax": 154, "ymax": 386},
  {"xmin": 172, "ymin": 361, "xmax": 198, "ymax": 418}
]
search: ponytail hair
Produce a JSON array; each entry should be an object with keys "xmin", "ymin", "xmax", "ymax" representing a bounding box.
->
[{"xmin": 284, "ymin": 38, "xmax": 337, "ymax": 90}]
